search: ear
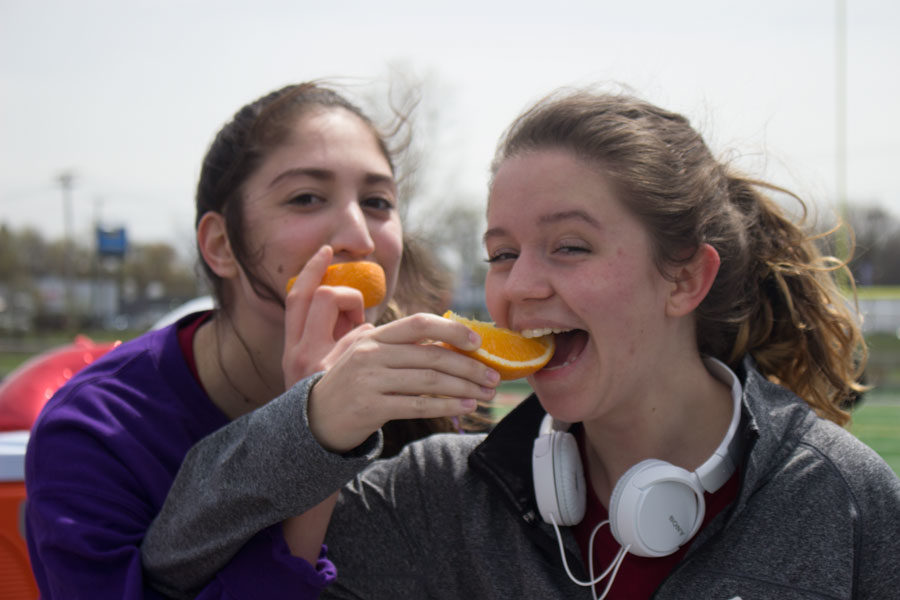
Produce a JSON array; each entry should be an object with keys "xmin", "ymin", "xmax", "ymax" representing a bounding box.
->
[
  {"xmin": 665, "ymin": 243, "xmax": 720, "ymax": 318},
  {"xmin": 197, "ymin": 212, "xmax": 239, "ymax": 279}
]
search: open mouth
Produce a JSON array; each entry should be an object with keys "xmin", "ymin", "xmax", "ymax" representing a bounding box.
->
[{"xmin": 521, "ymin": 328, "xmax": 588, "ymax": 371}]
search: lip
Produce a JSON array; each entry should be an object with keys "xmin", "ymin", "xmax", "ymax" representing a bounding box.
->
[
  {"xmin": 531, "ymin": 354, "xmax": 579, "ymax": 382},
  {"xmin": 531, "ymin": 327, "xmax": 590, "ymax": 379}
]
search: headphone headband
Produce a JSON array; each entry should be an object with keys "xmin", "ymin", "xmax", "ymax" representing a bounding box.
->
[{"xmin": 693, "ymin": 357, "xmax": 742, "ymax": 493}]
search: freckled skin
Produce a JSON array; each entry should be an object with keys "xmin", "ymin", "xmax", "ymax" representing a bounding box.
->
[{"xmin": 484, "ymin": 148, "xmax": 677, "ymax": 425}]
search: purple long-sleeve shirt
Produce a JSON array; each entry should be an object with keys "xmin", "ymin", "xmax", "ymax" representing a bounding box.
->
[{"xmin": 24, "ymin": 313, "xmax": 338, "ymax": 599}]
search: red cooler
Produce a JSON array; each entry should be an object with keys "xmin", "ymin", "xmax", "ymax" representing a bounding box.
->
[
  {"xmin": 0, "ymin": 430, "xmax": 37, "ymax": 599},
  {"xmin": 0, "ymin": 336, "xmax": 120, "ymax": 599}
]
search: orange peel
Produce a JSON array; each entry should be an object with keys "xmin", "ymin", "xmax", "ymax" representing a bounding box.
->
[
  {"xmin": 441, "ymin": 310, "xmax": 555, "ymax": 380},
  {"xmin": 286, "ymin": 261, "xmax": 387, "ymax": 308}
]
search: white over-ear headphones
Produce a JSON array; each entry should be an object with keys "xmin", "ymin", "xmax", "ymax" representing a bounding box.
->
[{"xmin": 531, "ymin": 357, "xmax": 743, "ymax": 558}]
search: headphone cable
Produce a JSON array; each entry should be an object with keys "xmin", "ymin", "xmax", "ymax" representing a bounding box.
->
[{"xmin": 548, "ymin": 514, "xmax": 631, "ymax": 600}]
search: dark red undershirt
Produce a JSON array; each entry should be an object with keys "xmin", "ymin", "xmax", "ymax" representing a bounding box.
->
[
  {"xmin": 177, "ymin": 311, "xmax": 212, "ymax": 384},
  {"xmin": 572, "ymin": 425, "xmax": 739, "ymax": 599}
]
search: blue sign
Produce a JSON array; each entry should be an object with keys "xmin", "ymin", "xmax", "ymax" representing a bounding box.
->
[{"xmin": 96, "ymin": 227, "xmax": 127, "ymax": 256}]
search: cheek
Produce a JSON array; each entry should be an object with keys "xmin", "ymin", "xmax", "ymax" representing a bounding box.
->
[
  {"xmin": 484, "ymin": 271, "xmax": 507, "ymax": 324},
  {"xmin": 592, "ymin": 258, "xmax": 670, "ymax": 329},
  {"xmin": 374, "ymin": 220, "xmax": 404, "ymax": 291}
]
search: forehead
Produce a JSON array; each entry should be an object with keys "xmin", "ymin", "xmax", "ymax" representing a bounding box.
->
[
  {"xmin": 254, "ymin": 108, "xmax": 394, "ymax": 183},
  {"xmin": 286, "ymin": 108, "xmax": 383, "ymax": 156},
  {"xmin": 488, "ymin": 148, "xmax": 622, "ymax": 218}
]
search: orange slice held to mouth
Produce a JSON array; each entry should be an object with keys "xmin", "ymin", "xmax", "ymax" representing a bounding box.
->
[
  {"xmin": 286, "ymin": 261, "xmax": 387, "ymax": 308},
  {"xmin": 441, "ymin": 310, "xmax": 555, "ymax": 380}
]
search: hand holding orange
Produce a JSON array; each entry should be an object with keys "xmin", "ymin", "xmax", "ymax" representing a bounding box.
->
[
  {"xmin": 440, "ymin": 310, "xmax": 555, "ymax": 380},
  {"xmin": 287, "ymin": 261, "xmax": 387, "ymax": 308}
]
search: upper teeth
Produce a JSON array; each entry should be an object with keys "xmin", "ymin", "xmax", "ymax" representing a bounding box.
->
[{"xmin": 520, "ymin": 327, "xmax": 571, "ymax": 338}]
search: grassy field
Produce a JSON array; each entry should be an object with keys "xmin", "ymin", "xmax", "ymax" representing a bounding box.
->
[{"xmin": 849, "ymin": 393, "xmax": 900, "ymax": 475}]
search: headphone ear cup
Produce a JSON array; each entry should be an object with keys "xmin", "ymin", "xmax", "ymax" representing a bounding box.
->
[
  {"xmin": 608, "ymin": 459, "xmax": 705, "ymax": 558},
  {"xmin": 532, "ymin": 430, "xmax": 586, "ymax": 526},
  {"xmin": 550, "ymin": 431, "xmax": 586, "ymax": 526}
]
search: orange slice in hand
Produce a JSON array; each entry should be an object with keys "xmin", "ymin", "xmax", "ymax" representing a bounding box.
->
[
  {"xmin": 441, "ymin": 310, "xmax": 555, "ymax": 380},
  {"xmin": 286, "ymin": 261, "xmax": 387, "ymax": 308}
]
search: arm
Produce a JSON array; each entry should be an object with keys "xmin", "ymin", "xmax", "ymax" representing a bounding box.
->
[
  {"xmin": 24, "ymin": 375, "xmax": 282, "ymax": 600},
  {"xmin": 143, "ymin": 313, "xmax": 498, "ymax": 596},
  {"xmin": 141, "ymin": 372, "xmax": 381, "ymax": 595},
  {"xmin": 26, "ymin": 481, "xmax": 175, "ymax": 600}
]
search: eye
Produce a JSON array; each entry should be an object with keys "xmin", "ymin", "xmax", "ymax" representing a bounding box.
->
[
  {"xmin": 287, "ymin": 193, "xmax": 325, "ymax": 208},
  {"xmin": 485, "ymin": 249, "xmax": 519, "ymax": 264},
  {"xmin": 553, "ymin": 239, "xmax": 591, "ymax": 256},
  {"xmin": 361, "ymin": 195, "xmax": 395, "ymax": 212}
]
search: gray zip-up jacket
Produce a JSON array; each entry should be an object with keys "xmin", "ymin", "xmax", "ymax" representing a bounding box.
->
[{"xmin": 142, "ymin": 358, "xmax": 900, "ymax": 599}]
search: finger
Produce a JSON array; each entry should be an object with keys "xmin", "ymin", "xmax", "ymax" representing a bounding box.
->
[
  {"xmin": 373, "ymin": 312, "xmax": 482, "ymax": 351},
  {"xmin": 284, "ymin": 246, "xmax": 333, "ymax": 348},
  {"xmin": 376, "ymin": 367, "xmax": 497, "ymax": 402},
  {"xmin": 285, "ymin": 245, "xmax": 332, "ymax": 296},
  {"xmin": 282, "ymin": 288, "xmax": 371, "ymax": 385},
  {"xmin": 379, "ymin": 342, "xmax": 500, "ymax": 389},
  {"xmin": 377, "ymin": 394, "xmax": 480, "ymax": 421},
  {"xmin": 304, "ymin": 285, "xmax": 367, "ymax": 342}
]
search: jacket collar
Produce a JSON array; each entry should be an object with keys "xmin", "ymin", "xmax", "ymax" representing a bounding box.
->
[
  {"xmin": 732, "ymin": 355, "xmax": 818, "ymax": 510},
  {"xmin": 469, "ymin": 393, "xmax": 546, "ymax": 525}
]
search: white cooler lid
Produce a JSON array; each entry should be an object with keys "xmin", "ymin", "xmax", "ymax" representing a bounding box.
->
[{"xmin": 0, "ymin": 430, "xmax": 29, "ymax": 482}]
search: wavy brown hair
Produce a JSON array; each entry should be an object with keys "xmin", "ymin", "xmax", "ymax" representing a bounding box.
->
[{"xmin": 492, "ymin": 89, "xmax": 866, "ymax": 425}]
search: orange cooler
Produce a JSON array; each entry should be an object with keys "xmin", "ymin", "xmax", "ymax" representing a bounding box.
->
[{"xmin": 0, "ymin": 431, "xmax": 38, "ymax": 599}]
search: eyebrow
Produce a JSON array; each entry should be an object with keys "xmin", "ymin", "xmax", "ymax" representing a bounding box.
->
[
  {"xmin": 483, "ymin": 209, "xmax": 602, "ymax": 243},
  {"xmin": 269, "ymin": 167, "xmax": 395, "ymax": 190},
  {"xmin": 539, "ymin": 209, "xmax": 601, "ymax": 228}
]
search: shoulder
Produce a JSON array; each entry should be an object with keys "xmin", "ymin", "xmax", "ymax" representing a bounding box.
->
[
  {"xmin": 26, "ymin": 322, "xmax": 219, "ymax": 494},
  {"xmin": 739, "ymin": 359, "xmax": 899, "ymax": 524},
  {"xmin": 358, "ymin": 432, "xmax": 486, "ymax": 487},
  {"xmin": 797, "ymin": 414, "xmax": 900, "ymax": 506},
  {"xmin": 30, "ymin": 331, "xmax": 161, "ymax": 426},
  {"xmin": 30, "ymin": 328, "xmax": 174, "ymax": 432},
  {"xmin": 745, "ymin": 396, "xmax": 900, "ymax": 534}
]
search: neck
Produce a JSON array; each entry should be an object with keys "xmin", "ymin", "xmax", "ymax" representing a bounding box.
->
[
  {"xmin": 581, "ymin": 354, "xmax": 733, "ymax": 507},
  {"xmin": 194, "ymin": 312, "xmax": 282, "ymax": 419}
]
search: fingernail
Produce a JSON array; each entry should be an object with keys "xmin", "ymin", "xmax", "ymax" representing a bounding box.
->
[
  {"xmin": 468, "ymin": 331, "xmax": 481, "ymax": 349},
  {"xmin": 485, "ymin": 370, "xmax": 500, "ymax": 384},
  {"xmin": 480, "ymin": 386, "xmax": 496, "ymax": 399},
  {"xmin": 460, "ymin": 398, "xmax": 477, "ymax": 411}
]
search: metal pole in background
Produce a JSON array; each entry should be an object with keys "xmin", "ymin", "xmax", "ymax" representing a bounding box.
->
[
  {"xmin": 836, "ymin": 0, "xmax": 847, "ymax": 220},
  {"xmin": 56, "ymin": 170, "xmax": 76, "ymax": 330}
]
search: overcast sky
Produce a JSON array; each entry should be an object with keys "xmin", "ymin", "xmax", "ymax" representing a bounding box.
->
[{"xmin": 2, "ymin": 0, "xmax": 898, "ymax": 256}]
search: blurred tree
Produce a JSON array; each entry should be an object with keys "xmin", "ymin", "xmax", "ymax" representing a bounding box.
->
[
  {"xmin": 121, "ymin": 243, "xmax": 199, "ymax": 300},
  {"xmin": 846, "ymin": 204, "xmax": 900, "ymax": 286},
  {"xmin": 0, "ymin": 223, "xmax": 201, "ymax": 331}
]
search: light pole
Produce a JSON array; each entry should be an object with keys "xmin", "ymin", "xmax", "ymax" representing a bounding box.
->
[
  {"xmin": 57, "ymin": 170, "xmax": 76, "ymax": 330},
  {"xmin": 836, "ymin": 0, "xmax": 847, "ymax": 221}
]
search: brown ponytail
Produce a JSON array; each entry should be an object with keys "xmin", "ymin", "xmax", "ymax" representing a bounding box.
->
[{"xmin": 723, "ymin": 177, "xmax": 866, "ymax": 425}]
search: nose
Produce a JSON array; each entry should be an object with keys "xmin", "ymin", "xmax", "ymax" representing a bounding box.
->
[
  {"xmin": 503, "ymin": 251, "xmax": 553, "ymax": 302},
  {"xmin": 330, "ymin": 201, "xmax": 376, "ymax": 260}
]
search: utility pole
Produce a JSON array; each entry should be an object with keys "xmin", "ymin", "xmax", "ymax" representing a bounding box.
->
[
  {"xmin": 836, "ymin": 0, "xmax": 848, "ymax": 221},
  {"xmin": 833, "ymin": 0, "xmax": 853, "ymax": 289},
  {"xmin": 57, "ymin": 170, "xmax": 76, "ymax": 330}
]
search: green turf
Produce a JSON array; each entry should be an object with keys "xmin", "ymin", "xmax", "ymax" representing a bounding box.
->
[{"xmin": 850, "ymin": 395, "xmax": 900, "ymax": 476}]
